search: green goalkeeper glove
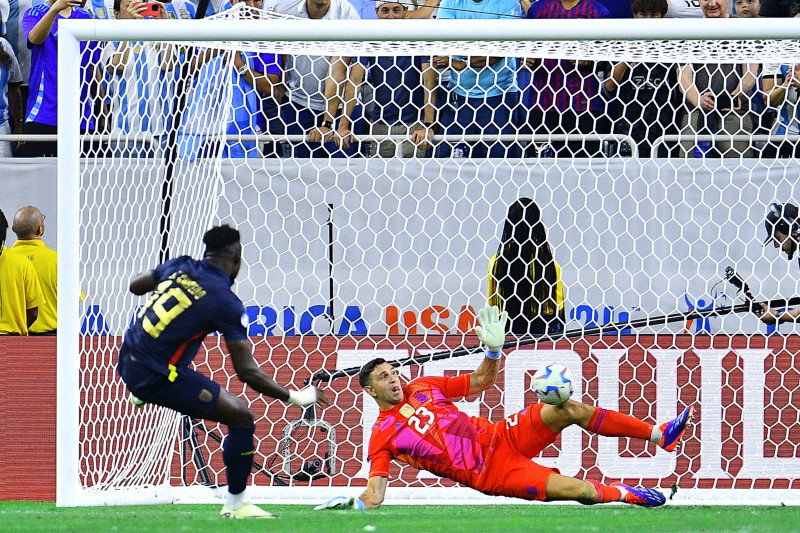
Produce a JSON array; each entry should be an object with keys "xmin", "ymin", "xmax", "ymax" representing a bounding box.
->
[
  {"xmin": 313, "ymin": 496, "xmax": 365, "ymax": 511},
  {"xmin": 474, "ymin": 305, "xmax": 508, "ymax": 353}
]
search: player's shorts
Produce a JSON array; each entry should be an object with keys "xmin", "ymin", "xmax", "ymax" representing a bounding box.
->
[
  {"xmin": 474, "ymin": 403, "xmax": 560, "ymax": 501},
  {"xmin": 117, "ymin": 346, "xmax": 220, "ymax": 418}
]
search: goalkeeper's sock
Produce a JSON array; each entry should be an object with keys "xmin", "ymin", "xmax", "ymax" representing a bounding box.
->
[
  {"xmin": 587, "ymin": 408, "xmax": 653, "ymax": 441},
  {"xmin": 223, "ymin": 426, "xmax": 256, "ymax": 498},
  {"xmin": 588, "ymin": 480, "xmax": 624, "ymax": 503}
]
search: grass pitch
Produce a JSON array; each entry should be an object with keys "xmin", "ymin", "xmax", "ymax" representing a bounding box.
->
[{"xmin": 1, "ymin": 501, "xmax": 795, "ymax": 532}]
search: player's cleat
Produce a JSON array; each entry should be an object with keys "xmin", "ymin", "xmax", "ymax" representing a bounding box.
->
[
  {"xmin": 611, "ymin": 483, "xmax": 666, "ymax": 508},
  {"xmin": 658, "ymin": 405, "xmax": 695, "ymax": 452},
  {"xmin": 220, "ymin": 502, "xmax": 276, "ymax": 519}
]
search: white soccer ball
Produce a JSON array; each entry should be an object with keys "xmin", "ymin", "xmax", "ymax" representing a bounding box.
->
[{"xmin": 532, "ymin": 363, "xmax": 574, "ymax": 405}]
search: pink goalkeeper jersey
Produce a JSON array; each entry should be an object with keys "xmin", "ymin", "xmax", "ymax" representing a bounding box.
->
[{"xmin": 367, "ymin": 375, "xmax": 498, "ymax": 486}]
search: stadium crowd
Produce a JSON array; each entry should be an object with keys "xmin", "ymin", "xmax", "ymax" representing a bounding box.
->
[{"xmin": 0, "ymin": 0, "xmax": 799, "ymax": 159}]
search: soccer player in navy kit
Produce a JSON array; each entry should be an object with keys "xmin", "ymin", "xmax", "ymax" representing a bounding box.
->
[{"xmin": 118, "ymin": 225, "xmax": 329, "ymax": 518}]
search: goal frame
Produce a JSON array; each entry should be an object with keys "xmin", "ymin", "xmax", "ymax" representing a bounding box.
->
[{"xmin": 57, "ymin": 17, "xmax": 800, "ymax": 507}]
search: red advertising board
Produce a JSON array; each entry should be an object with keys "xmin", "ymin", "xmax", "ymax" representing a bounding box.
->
[{"xmin": 3, "ymin": 334, "xmax": 799, "ymax": 501}]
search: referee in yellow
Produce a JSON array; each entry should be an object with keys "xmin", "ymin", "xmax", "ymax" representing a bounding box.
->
[
  {"xmin": 8, "ymin": 206, "xmax": 57, "ymax": 335},
  {"xmin": 0, "ymin": 208, "xmax": 44, "ymax": 335}
]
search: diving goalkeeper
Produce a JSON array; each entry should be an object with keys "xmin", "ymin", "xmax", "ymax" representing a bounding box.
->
[{"xmin": 315, "ymin": 305, "xmax": 693, "ymax": 510}]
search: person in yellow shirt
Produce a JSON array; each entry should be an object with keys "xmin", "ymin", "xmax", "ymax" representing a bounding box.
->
[
  {"xmin": 9, "ymin": 206, "xmax": 58, "ymax": 334},
  {"xmin": 488, "ymin": 198, "xmax": 565, "ymax": 337},
  {"xmin": 0, "ymin": 208, "xmax": 45, "ymax": 335}
]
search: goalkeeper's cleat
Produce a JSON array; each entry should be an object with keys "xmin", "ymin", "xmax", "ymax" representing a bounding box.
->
[
  {"xmin": 220, "ymin": 502, "xmax": 276, "ymax": 519},
  {"xmin": 611, "ymin": 483, "xmax": 666, "ymax": 508},
  {"xmin": 658, "ymin": 405, "xmax": 695, "ymax": 452},
  {"xmin": 314, "ymin": 496, "xmax": 365, "ymax": 511}
]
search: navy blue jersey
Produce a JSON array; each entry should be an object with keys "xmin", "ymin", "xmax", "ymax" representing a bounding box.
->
[
  {"xmin": 359, "ymin": 56, "xmax": 425, "ymax": 125},
  {"xmin": 121, "ymin": 256, "xmax": 248, "ymax": 379}
]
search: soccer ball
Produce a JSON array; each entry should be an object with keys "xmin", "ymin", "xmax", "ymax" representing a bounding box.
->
[{"xmin": 532, "ymin": 364, "xmax": 574, "ymax": 405}]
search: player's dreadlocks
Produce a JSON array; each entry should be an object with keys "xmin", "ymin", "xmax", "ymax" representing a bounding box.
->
[
  {"xmin": 492, "ymin": 198, "xmax": 560, "ymax": 336},
  {"xmin": 203, "ymin": 224, "xmax": 240, "ymax": 257}
]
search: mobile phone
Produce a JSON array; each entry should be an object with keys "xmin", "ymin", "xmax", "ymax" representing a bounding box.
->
[
  {"xmin": 141, "ymin": 2, "xmax": 161, "ymax": 17},
  {"xmin": 717, "ymin": 93, "xmax": 732, "ymax": 110}
]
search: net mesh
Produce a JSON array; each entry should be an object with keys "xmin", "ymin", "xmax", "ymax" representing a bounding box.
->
[{"xmin": 67, "ymin": 7, "xmax": 800, "ymax": 505}]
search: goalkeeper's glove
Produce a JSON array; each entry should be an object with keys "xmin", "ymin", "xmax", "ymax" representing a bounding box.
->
[
  {"xmin": 474, "ymin": 305, "xmax": 508, "ymax": 355},
  {"xmin": 313, "ymin": 496, "xmax": 365, "ymax": 511},
  {"xmin": 287, "ymin": 385, "xmax": 318, "ymax": 407}
]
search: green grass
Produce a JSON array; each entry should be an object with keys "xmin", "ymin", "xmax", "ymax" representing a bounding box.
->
[{"xmin": 0, "ymin": 501, "xmax": 795, "ymax": 533}]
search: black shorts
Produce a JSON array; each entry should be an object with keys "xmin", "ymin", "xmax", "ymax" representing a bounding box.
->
[{"xmin": 117, "ymin": 346, "xmax": 221, "ymax": 419}]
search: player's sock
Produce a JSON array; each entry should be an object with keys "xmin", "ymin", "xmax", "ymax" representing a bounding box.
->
[
  {"xmin": 588, "ymin": 479, "xmax": 624, "ymax": 503},
  {"xmin": 223, "ymin": 425, "xmax": 256, "ymax": 502},
  {"xmin": 226, "ymin": 488, "xmax": 248, "ymax": 511},
  {"xmin": 650, "ymin": 426, "xmax": 663, "ymax": 444},
  {"xmin": 587, "ymin": 408, "xmax": 653, "ymax": 441}
]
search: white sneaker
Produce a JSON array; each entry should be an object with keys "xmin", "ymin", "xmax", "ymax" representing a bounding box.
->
[{"xmin": 220, "ymin": 502, "xmax": 276, "ymax": 519}]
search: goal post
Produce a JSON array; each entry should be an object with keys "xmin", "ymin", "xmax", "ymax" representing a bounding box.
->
[{"xmin": 58, "ymin": 14, "xmax": 800, "ymax": 507}]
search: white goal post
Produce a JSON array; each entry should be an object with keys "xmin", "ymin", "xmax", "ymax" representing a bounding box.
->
[{"xmin": 58, "ymin": 15, "xmax": 800, "ymax": 507}]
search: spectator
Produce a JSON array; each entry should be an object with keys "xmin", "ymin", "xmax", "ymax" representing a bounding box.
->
[
  {"xmin": 343, "ymin": 0, "xmax": 377, "ymax": 18},
  {"xmin": 761, "ymin": 4, "xmax": 800, "ymax": 158},
  {"xmin": 595, "ymin": 0, "xmax": 633, "ymax": 16},
  {"xmin": 177, "ymin": 0, "xmax": 281, "ymax": 159},
  {"xmin": 734, "ymin": 0, "xmax": 760, "ymax": 14},
  {"xmin": 224, "ymin": 0, "xmax": 281, "ymax": 157},
  {"xmin": 434, "ymin": 0, "xmax": 523, "ymax": 159},
  {"xmin": 0, "ymin": 0, "xmax": 7, "ymax": 35},
  {"xmin": 341, "ymin": 0, "xmax": 444, "ymax": 19},
  {"xmin": 0, "ymin": 208, "xmax": 44, "ymax": 336},
  {"xmin": 524, "ymin": 0, "xmax": 611, "ymax": 158},
  {"xmin": 266, "ymin": 0, "xmax": 362, "ymax": 158},
  {"xmin": 666, "ymin": 0, "xmax": 703, "ymax": 17},
  {"xmin": 188, "ymin": 0, "xmax": 231, "ymax": 16},
  {"xmin": 734, "ymin": 0, "xmax": 774, "ymax": 151},
  {"xmin": 22, "ymin": 0, "xmax": 102, "ymax": 157},
  {"xmin": 603, "ymin": 0, "xmax": 680, "ymax": 157},
  {"xmin": 408, "ymin": 0, "xmax": 444, "ymax": 17},
  {"xmin": 102, "ymin": 0, "xmax": 179, "ymax": 157},
  {"xmin": 89, "ymin": 0, "xmax": 199, "ymax": 19},
  {"xmin": 757, "ymin": 0, "xmax": 794, "ymax": 16},
  {"xmin": 488, "ymin": 198, "xmax": 565, "ymax": 337},
  {"xmin": 0, "ymin": 30, "xmax": 22, "ymax": 157},
  {"xmin": 4, "ymin": 0, "xmax": 34, "ymax": 137},
  {"xmin": 677, "ymin": 0, "xmax": 758, "ymax": 157},
  {"xmin": 7, "ymin": 206, "xmax": 57, "ymax": 335},
  {"xmin": 329, "ymin": 1, "xmax": 436, "ymax": 158}
]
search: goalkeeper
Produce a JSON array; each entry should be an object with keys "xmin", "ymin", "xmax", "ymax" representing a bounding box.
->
[
  {"xmin": 316, "ymin": 306, "xmax": 693, "ymax": 510},
  {"xmin": 117, "ymin": 224, "xmax": 329, "ymax": 519}
]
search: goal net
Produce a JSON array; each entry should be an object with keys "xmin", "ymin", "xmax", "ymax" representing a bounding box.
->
[{"xmin": 57, "ymin": 9, "xmax": 800, "ymax": 506}]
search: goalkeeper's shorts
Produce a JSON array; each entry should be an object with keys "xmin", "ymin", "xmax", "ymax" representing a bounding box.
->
[{"xmin": 474, "ymin": 404, "xmax": 560, "ymax": 501}]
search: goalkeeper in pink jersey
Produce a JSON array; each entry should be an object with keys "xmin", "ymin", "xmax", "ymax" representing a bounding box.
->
[{"xmin": 316, "ymin": 306, "xmax": 694, "ymax": 510}]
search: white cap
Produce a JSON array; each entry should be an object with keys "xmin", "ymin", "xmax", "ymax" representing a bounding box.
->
[{"xmin": 375, "ymin": 0, "xmax": 404, "ymax": 8}]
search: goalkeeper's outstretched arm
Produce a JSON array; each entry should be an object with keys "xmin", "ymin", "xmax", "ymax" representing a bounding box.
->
[
  {"xmin": 360, "ymin": 476, "xmax": 388, "ymax": 509},
  {"xmin": 313, "ymin": 476, "xmax": 387, "ymax": 511},
  {"xmin": 470, "ymin": 305, "xmax": 509, "ymax": 394}
]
